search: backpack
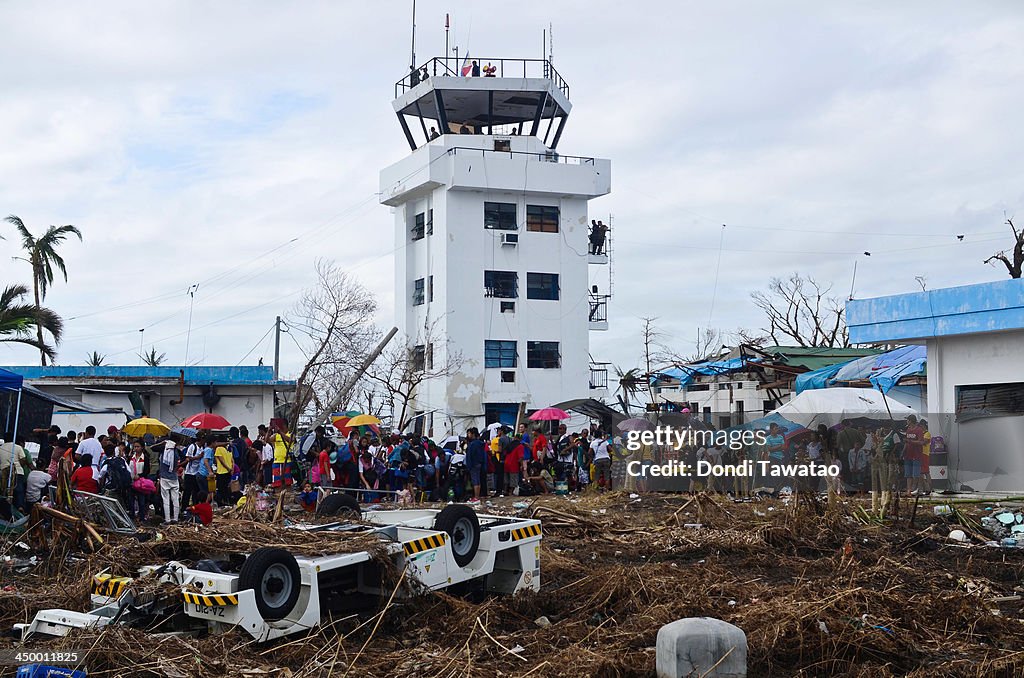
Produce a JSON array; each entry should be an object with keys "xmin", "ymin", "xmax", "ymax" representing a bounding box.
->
[{"xmin": 104, "ymin": 456, "xmax": 133, "ymax": 492}]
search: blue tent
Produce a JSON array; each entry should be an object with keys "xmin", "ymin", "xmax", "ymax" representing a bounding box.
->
[
  {"xmin": 795, "ymin": 346, "xmax": 926, "ymax": 394},
  {"xmin": 652, "ymin": 357, "xmax": 759, "ymax": 388},
  {"xmin": 0, "ymin": 368, "xmax": 25, "ymax": 495}
]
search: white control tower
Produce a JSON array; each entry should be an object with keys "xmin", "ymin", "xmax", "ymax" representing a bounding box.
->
[{"xmin": 379, "ymin": 56, "xmax": 611, "ymax": 434}]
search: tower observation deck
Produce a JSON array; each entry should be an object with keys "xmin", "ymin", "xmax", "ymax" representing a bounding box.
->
[{"xmin": 393, "ymin": 57, "xmax": 572, "ymax": 151}]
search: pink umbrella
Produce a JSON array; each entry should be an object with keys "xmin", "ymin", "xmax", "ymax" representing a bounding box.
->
[{"xmin": 529, "ymin": 407, "xmax": 570, "ymax": 421}]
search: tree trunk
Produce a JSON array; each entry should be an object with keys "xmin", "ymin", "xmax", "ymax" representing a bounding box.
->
[{"xmin": 32, "ymin": 271, "xmax": 46, "ymax": 366}]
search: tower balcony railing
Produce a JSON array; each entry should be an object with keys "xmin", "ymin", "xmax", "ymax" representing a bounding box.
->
[
  {"xmin": 396, "ymin": 57, "xmax": 570, "ymax": 99},
  {"xmin": 448, "ymin": 146, "xmax": 595, "ymax": 166},
  {"xmin": 588, "ymin": 294, "xmax": 610, "ymax": 323},
  {"xmin": 589, "ymin": 362, "xmax": 610, "ymax": 390}
]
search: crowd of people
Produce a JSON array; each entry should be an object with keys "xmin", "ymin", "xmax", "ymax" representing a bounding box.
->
[
  {"xmin": 0, "ymin": 422, "xmax": 299, "ymax": 527},
  {"xmin": 1, "ymin": 419, "xmax": 626, "ymax": 526}
]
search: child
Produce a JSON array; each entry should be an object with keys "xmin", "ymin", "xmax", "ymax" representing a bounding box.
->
[
  {"xmin": 185, "ymin": 490, "xmax": 213, "ymax": 525},
  {"xmin": 297, "ymin": 482, "xmax": 318, "ymax": 512}
]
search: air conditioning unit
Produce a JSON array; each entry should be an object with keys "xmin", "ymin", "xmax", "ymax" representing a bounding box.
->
[{"xmin": 500, "ymin": 233, "xmax": 519, "ymax": 247}]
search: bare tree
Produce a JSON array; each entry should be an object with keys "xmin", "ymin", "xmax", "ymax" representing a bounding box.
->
[
  {"xmin": 363, "ymin": 319, "xmax": 465, "ymax": 434},
  {"xmin": 286, "ymin": 259, "xmax": 378, "ymax": 435},
  {"xmin": 751, "ymin": 273, "xmax": 849, "ymax": 347},
  {"xmin": 983, "ymin": 218, "xmax": 1023, "ymax": 279}
]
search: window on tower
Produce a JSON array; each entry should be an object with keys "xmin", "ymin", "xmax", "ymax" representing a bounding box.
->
[
  {"xmin": 484, "ymin": 202, "xmax": 517, "ymax": 230},
  {"xmin": 412, "ymin": 212, "xmax": 426, "ymax": 241},
  {"xmin": 428, "ymin": 275, "xmax": 434, "ymax": 302},
  {"xmin": 427, "ymin": 209, "xmax": 433, "ymax": 235},
  {"xmin": 526, "ymin": 205, "xmax": 559, "ymax": 233},
  {"xmin": 412, "ymin": 278, "xmax": 425, "ymax": 306},
  {"xmin": 527, "ymin": 341, "xmax": 561, "ymax": 369},
  {"xmin": 526, "ymin": 272, "xmax": 560, "ymax": 300},
  {"xmin": 484, "ymin": 270, "xmax": 518, "ymax": 298},
  {"xmin": 411, "ymin": 344, "xmax": 426, "ymax": 371},
  {"xmin": 484, "ymin": 340, "xmax": 517, "ymax": 368}
]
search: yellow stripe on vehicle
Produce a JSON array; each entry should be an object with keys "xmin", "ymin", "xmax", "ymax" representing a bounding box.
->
[
  {"xmin": 403, "ymin": 533, "xmax": 447, "ymax": 556},
  {"xmin": 92, "ymin": 575, "xmax": 132, "ymax": 597},
  {"xmin": 511, "ymin": 524, "xmax": 542, "ymax": 541},
  {"xmin": 183, "ymin": 591, "xmax": 238, "ymax": 607}
]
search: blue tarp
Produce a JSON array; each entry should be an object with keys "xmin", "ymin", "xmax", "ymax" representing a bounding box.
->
[
  {"xmin": 652, "ymin": 357, "xmax": 755, "ymax": 387},
  {"xmin": 795, "ymin": 345, "xmax": 926, "ymax": 394},
  {"xmin": 0, "ymin": 368, "xmax": 23, "ymax": 392}
]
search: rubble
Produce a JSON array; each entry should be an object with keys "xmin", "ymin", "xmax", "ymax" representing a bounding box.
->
[{"xmin": 1, "ymin": 493, "xmax": 1024, "ymax": 676}]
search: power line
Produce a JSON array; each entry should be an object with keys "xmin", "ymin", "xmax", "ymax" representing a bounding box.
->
[{"xmin": 234, "ymin": 322, "xmax": 276, "ymax": 366}]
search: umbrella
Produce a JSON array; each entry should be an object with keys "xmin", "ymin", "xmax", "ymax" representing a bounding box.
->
[
  {"xmin": 485, "ymin": 422, "xmax": 504, "ymax": 431},
  {"xmin": 181, "ymin": 412, "xmax": 231, "ymax": 430},
  {"xmin": 331, "ymin": 411, "xmax": 379, "ymax": 437},
  {"xmin": 617, "ymin": 417, "xmax": 654, "ymax": 433},
  {"xmin": 528, "ymin": 407, "xmax": 570, "ymax": 421},
  {"xmin": 122, "ymin": 417, "xmax": 170, "ymax": 438},
  {"xmin": 170, "ymin": 425, "xmax": 198, "ymax": 439},
  {"xmin": 346, "ymin": 414, "xmax": 382, "ymax": 427}
]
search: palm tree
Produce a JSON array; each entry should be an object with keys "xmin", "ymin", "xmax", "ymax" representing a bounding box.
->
[
  {"xmin": 614, "ymin": 366, "xmax": 644, "ymax": 415},
  {"xmin": 139, "ymin": 347, "xmax": 167, "ymax": 366},
  {"xmin": 0, "ymin": 283, "xmax": 64, "ymax": 362},
  {"xmin": 86, "ymin": 351, "xmax": 107, "ymax": 367},
  {"xmin": 6, "ymin": 215, "xmax": 83, "ymax": 365}
]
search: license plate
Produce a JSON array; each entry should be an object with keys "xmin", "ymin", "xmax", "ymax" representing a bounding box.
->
[{"xmin": 192, "ymin": 603, "xmax": 226, "ymax": 617}]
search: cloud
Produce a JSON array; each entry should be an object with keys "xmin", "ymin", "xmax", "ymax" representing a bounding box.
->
[{"xmin": 0, "ymin": 0, "xmax": 1022, "ymax": 392}]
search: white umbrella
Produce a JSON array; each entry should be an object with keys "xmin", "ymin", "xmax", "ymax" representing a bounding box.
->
[
  {"xmin": 772, "ymin": 387, "xmax": 916, "ymax": 430},
  {"xmin": 485, "ymin": 422, "xmax": 504, "ymax": 431}
]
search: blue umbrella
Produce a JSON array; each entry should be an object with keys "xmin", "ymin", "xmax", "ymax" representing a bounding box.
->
[{"xmin": 170, "ymin": 425, "xmax": 198, "ymax": 439}]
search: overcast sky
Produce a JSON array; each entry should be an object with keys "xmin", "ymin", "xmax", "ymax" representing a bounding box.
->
[{"xmin": 2, "ymin": 1, "xmax": 1022, "ymax": 381}]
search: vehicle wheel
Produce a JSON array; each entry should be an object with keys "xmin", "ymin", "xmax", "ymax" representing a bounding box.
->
[
  {"xmin": 433, "ymin": 504, "xmax": 481, "ymax": 567},
  {"xmin": 238, "ymin": 547, "xmax": 301, "ymax": 621},
  {"xmin": 317, "ymin": 492, "xmax": 360, "ymax": 518}
]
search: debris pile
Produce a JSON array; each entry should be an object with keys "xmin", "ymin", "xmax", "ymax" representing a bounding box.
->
[{"xmin": 2, "ymin": 494, "xmax": 1024, "ymax": 677}]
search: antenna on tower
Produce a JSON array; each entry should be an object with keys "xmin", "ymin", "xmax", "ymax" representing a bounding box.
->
[
  {"xmin": 410, "ymin": 0, "xmax": 417, "ymax": 68},
  {"xmin": 548, "ymin": 22, "xmax": 554, "ymax": 64}
]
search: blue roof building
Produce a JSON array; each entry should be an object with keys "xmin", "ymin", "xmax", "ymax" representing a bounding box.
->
[
  {"xmin": 846, "ymin": 278, "xmax": 1024, "ymax": 493},
  {"xmin": 2, "ymin": 365, "xmax": 296, "ymax": 435}
]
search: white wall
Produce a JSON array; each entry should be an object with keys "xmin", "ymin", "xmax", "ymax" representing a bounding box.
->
[{"xmin": 926, "ymin": 329, "xmax": 1024, "ymax": 491}]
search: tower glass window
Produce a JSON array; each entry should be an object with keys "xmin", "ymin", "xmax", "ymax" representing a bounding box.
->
[
  {"xmin": 484, "ymin": 202, "xmax": 517, "ymax": 230},
  {"xmin": 485, "ymin": 340, "xmax": 517, "ymax": 368},
  {"xmin": 412, "ymin": 278, "xmax": 425, "ymax": 306},
  {"xmin": 412, "ymin": 344, "xmax": 426, "ymax": 371},
  {"xmin": 484, "ymin": 270, "xmax": 518, "ymax": 298},
  {"xmin": 412, "ymin": 212, "xmax": 426, "ymax": 240},
  {"xmin": 428, "ymin": 275, "xmax": 434, "ymax": 302},
  {"xmin": 527, "ymin": 273, "xmax": 559, "ymax": 300},
  {"xmin": 527, "ymin": 341, "xmax": 560, "ymax": 369},
  {"xmin": 526, "ymin": 205, "xmax": 559, "ymax": 233},
  {"xmin": 427, "ymin": 208, "xmax": 433, "ymax": 235}
]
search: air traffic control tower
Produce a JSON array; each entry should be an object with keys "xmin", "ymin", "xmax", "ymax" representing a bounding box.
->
[{"xmin": 380, "ymin": 57, "xmax": 611, "ymax": 433}]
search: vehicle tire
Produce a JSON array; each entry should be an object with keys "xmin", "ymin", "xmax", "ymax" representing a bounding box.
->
[
  {"xmin": 433, "ymin": 504, "xmax": 481, "ymax": 567},
  {"xmin": 238, "ymin": 547, "xmax": 301, "ymax": 621},
  {"xmin": 317, "ymin": 492, "xmax": 360, "ymax": 518}
]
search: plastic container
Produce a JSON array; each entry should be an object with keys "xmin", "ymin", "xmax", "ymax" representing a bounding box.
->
[
  {"xmin": 554, "ymin": 480, "xmax": 568, "ymax": 496},
  {"xmin": 933, "ymin": 505, "xmax": 953, "ymax": 516}
]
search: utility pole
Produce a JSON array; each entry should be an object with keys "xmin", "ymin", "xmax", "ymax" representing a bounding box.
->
[
  {"xmin": 445, "ymin": 13, "xmax": 450, "ymax": 73},
  {"xmin": 273, "ymin": 315, "xmax": 281, "ymax": 380},
  {"xmin": 184, "ymin": 284, "xmax": 199, "ymax": 369}
]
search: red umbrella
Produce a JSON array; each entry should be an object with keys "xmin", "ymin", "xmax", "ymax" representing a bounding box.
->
[
  {"xmin": 181, "ymin": 412, "xmax": 232, "ymax": 430},
  {"xmin": 528, "ymin": 407, "xmax": 570, "ymax": 421}
]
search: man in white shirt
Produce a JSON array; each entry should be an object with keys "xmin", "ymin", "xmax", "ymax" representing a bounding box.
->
[
  {"xmin": 76, "ymin": 426, "xmax": 103, "ymax": 470},
  {"xmin": 25, "ymin": 465, "xmax": 52, "ymax": 507},
  {"xmin": 590, "ymin": 432, "xmax": 612, "ymax": 491}
]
